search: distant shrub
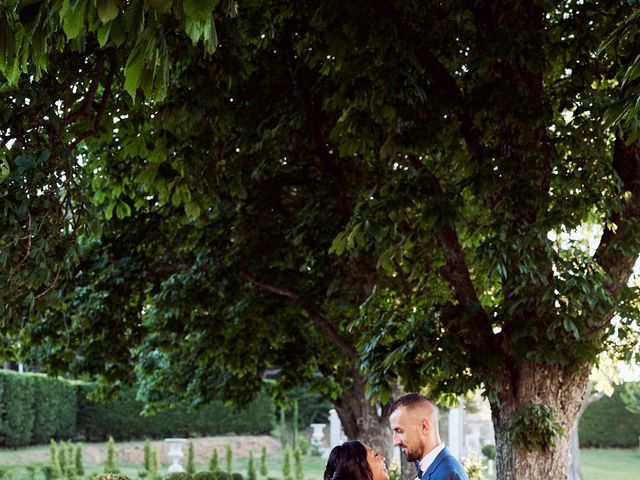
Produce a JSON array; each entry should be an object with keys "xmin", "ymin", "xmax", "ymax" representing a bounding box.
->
[
  {"xmin": 0, "ymin": 372, "xmax": 35, "ymax": 447},
  {"xmin": 214, "ymin": 471, "xmax": 230, "ymax": 480},
  {"xmin": 579, "ymin": 382, "xmax": 640, "ymax": 448},
  {"xmin": 296, "ymin": 438, "xmax": 309, "ymax": 456},
  {"xmin": 42, "ymin": 466, "xmax": 57, "ymax": 480},
  {"xmin": 209, "ymin": 449, "xmax": 219, "ymax": 473},
  {"xmin": 90, "ymin": 475, "xmax": 132, "ymax": 480},
  {"xmin": 259, "ymin": 446, "xmax": 267, "ymax": 477},
  {"xmin": 186, "ymin": 441, "xmax": 196, "ymax": 475},
  {"xmin": 231, "ymin": 473, "xmax": 244, "ymax": 480},
  {"xmin": 481, "ymin": 444, "xmax": 496, "ymax": 460},
  {"xmin": 194, "ymin": 473, "xmax": 217, "ymax": 480},
  {"xmin": 164, "ymin": 474, "xmax": 192, "ymax": 480},
  {"xmin": 104, "ymin": 436, "xmax": 119, "ymax": 474}
]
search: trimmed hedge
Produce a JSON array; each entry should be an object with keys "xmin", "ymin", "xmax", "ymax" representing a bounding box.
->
[
  {"xmin": 76, "ymin": 386, "xmax": 274, "ymax": 441},
  {"xmin": 579, "ymin": 381, "xmax": 640, "ymax": 448},
  {"xmin": 0, "ymin": 371, "xmax": 35, "ymax": 447},
  {"xmin": 0, "ymin": 370, "xmax": 275, "ymax": 447}
]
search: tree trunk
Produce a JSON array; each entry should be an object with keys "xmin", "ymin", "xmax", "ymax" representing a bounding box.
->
[
  {"xmin": 490, "ymin": 362, "xmax": 591, "ymax": 479},
  {"xmin": 333, "ymin": 391, "xmax": 395, "ymax": 460}
]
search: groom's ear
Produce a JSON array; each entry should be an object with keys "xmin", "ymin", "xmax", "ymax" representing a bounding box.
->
[{"xmin": 420, "ymin": 417, "xmax": 430, "ymax": 434}]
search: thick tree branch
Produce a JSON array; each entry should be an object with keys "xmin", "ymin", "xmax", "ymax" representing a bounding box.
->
[
  {"xmin": 408, "ymin": 156, "xmax": 483, "ymax": 309},
  {"xmin": 242, "ymin": 272, "xmax": 359, "ymax": 362},
  {"xmin": 594, "ymin": 135, "xmax": 640, "ymax": 309}
]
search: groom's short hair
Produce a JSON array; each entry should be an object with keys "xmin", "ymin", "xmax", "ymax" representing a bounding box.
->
[{"xmin": 390, "ymin": 392, "xmax": 438, "ymax": 415}]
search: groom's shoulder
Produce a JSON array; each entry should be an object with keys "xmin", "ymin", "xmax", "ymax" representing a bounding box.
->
[{"xmin": 434, "ymin": 450, "xmax": 468, "ymax": 480}]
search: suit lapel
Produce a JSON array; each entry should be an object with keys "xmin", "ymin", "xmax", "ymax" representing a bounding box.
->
[{"xmin": 422, "ymin": 447, "xmax": 449, "ymax": 480}]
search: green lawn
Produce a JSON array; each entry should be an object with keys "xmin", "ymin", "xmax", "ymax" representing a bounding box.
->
[
  {"xmin": 580, "ymin": 448, "xmax": 640, "ymax": 480},
  {"xmin": 0, "ymin": 444, "xmax": 638, "ymax": 480}
]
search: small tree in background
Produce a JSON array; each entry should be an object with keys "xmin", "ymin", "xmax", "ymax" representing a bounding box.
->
[
  {"xmin": 225, "ymin": 444, "xmax": 233, "ymax": 474},
  {"xmin": 209, "ymin": 448, "xmax": 219, "ymax": 472},
  {"xmin": 150, "ymin": 446, "xmax": 159, "ymax": 480},
  {"xmin": 65, "ymin": 442, "xmax": 76, "ymax": 480},
  {"xmin": 104, "ymin": 436, "xmax": 120, "ymax": 473},
  {"xmin": 259, "ymin": 446, "xmax": 267, "ymax": 477},
  {"xmin": 292, "ymin": 401, "xmax": 299, "ymax": 448},
  {"xmin": 283, "ymin": 447, "xmax": 292, "ymax": 480},
  {"xmin": 50, "ymin": 440, "xmax": 62, "ymax": 479},
  {"xmin": 75, "ymin": 444, "xmax": 85, "ymax": 476},
  {"xmin": 58, "ymin": 441, "xmax": 67, "ymax": 475},
  {"xmin": 186, "ymin": 440, "xmax": 196, "ymax": 474},
  {"xmin": 144, "ymin": 440, "xmax": 152, "ymax": 472},
  {"xmin": 247, "ymin": 451, "xmax": 256, "ymax": 480},
  {"xmin": 279, "ymin": 408, "xmax": 287, "ymax": 448},
  {"xmin": 294, "ymin": 448, "xmax": 303, "ymax": 480}
]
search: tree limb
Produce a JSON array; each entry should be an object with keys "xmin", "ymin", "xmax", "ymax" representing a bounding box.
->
[
  {"xmin": 594, "ymin": 135, "xmax": 640, "ymax": 315},
  {"xmin": 242, "ymin": 272, "xmax": 359, "ymax": 362}
]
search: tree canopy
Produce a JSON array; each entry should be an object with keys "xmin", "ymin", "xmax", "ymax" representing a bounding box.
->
[{"xmin": 2, "ymin": 1, "xmax": 640, "ymax": 479}]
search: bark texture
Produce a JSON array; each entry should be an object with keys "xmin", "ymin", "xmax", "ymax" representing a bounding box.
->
[{"xmin": 491, "ymin": 362, "xmax": 591, "ymax": 480}]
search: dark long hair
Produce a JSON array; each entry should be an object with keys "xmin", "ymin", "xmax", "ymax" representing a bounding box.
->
[{"xmin": 324, "ymin": 441, "xmax": 372, "ymax": 480}]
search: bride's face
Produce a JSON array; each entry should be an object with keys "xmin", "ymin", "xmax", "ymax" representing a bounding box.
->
[{"xmin": 363, "ymin": 443, "xmax": 389, "ymax": 480}]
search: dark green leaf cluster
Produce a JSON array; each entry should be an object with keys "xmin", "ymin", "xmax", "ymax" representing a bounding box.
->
[{"xmin": 509, "ymin": 401, "xmax": 565, "ymax": 452}]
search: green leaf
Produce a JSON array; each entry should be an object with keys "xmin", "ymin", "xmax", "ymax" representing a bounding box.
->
[
  {"xmin": 329, "ymin": 231, "xmax": 347, "ymax": 255},
  {"xmin": 184, "ymin": 201, "xmax": 201, "ymax": 218},
  {"xmin": 109, "ymin": 16, "xmax": 126, "ymax": 46},
  {"xmin": 15, "ymin": 154, "xmax": 35, "ymax": 170},
  {"xmin": 115, "ymin": 201, "xmax": 131, "ymax": 219},
  {"xmin": 202, "ymin": 14, "xmax": 218, "ymax": 54},
  {"xmin": 97, "ymin": 21, "xmax": 112, "ymax": 47},
  {"xmin": 124, "ymin": 40, "xmax": 147, "ymax": 101},
  {"xmin": 97, "ymin": 0, "xmax": 122, "ymax": 23},
  {"xmin": 0, "ymin": 158, "xmax": 9, "ymax": 182},
  {"xmin": 60, "ymin": 0, "xmax": 88, "ymax": 40},
  {"xmin": 603, "ymin": 99, "xmax": 629, "ymax": 129},
  {"xmin": 183, "ymin": 0, "xmax": 218, "ymax": 23}
]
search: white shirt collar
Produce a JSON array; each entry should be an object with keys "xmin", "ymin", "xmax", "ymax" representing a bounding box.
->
[{"xmin": 417, "ymin": 442, "xmax": 445, "ymax": 477}]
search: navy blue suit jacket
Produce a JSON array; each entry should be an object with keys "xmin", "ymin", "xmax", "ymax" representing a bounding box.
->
[{"xmin": 420, "ymin": 447, "xmax": 469, "ymax": 480}]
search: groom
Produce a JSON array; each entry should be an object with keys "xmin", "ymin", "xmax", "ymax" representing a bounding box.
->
[{"xmin": 390, "ymin": 393, "xmax": 469, "ymax": 480}]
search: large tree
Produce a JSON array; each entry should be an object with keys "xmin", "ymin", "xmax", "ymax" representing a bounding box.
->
[{"xmin": 2, "ymin": 1, "xmax": 640, "ymax": 479}]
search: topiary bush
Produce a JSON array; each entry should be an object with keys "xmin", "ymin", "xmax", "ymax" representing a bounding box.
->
[
  {"xmin": 164, "ymin": 474, "xmax": 193, "ymax": 480},
  {"xmin": 231, "ymin": 474, "xmax": 244, "ymax": 480},
  {"xmin": 481, "ymin": 444, "xmax": 496, "ymax": 461},
  {"xmin": 214, "ymin": 471, "xmax": 230, "ymax": 480},
  {"xmin": 194, "ymin": 473, "xmax": 217, "ymax": 480},
  {"xmin": 90, "ymin": 475, "xmax": 132, "ymax": 480}
]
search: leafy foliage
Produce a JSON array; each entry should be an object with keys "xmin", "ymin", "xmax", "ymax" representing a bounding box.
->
[
  {"xmin": 3, "ymin": 0, "xmax": 640, "ymax": 476},
  {"xmin": 509, "ymin": 401, "xmax": 565, "ymax": 452}
]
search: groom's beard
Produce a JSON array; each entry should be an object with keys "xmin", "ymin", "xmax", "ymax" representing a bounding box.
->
[{"xmin": 399, "ymin": 442, "xmax": 425, "ymax": 463}]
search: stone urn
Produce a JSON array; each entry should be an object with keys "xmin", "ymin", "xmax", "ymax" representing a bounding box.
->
[{"xmin": 164, "ymin": 438, "xmax": 187, "ymax": 473}]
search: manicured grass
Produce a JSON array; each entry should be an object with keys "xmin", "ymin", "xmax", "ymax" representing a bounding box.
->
[{"xmin": 580, "ymin": 448, "xmax": 640, "ymax": 480}]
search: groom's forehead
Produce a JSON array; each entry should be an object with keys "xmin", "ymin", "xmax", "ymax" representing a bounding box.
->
[{"xmin": 391, "ymin": 405, "xmax": 424, "ymax": 424}]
